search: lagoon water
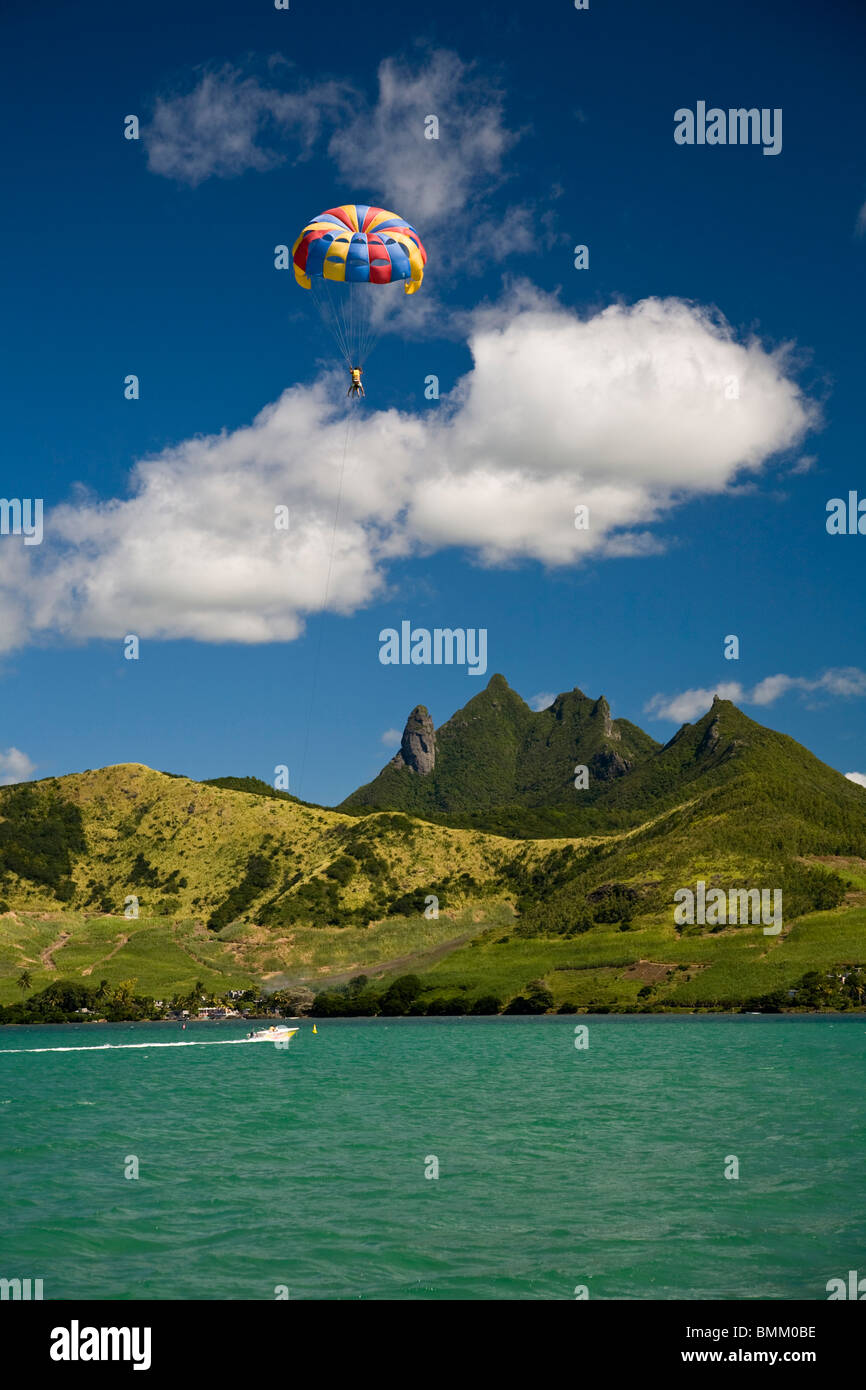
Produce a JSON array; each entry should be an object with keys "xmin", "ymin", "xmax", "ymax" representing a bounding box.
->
[{"xmin": 1, "ymin": 1015, "xmax": 864, "ymax": 1301}]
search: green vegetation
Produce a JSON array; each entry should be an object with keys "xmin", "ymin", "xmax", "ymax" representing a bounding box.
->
[
  {"xmin": 341, "ymin": 674, "xmax": 659, "ymax": 825},
  {"xmin": 0, "ymin": 974, "xmax": 309, "ymax": 1026},
  {"xmin": 208, "ymin": 852, "xmax": 275, "ymax": 931},
  {"xmin": 203, "ymin": 775, "xmax": 309, "ymax": 806},
  {"xmin": 0, "ymin": 684, "xmax": 865, "ymax": 1017},
  {"xmin": 341, "ymin": 680, "xmax": 866, "ymax": 860},
  {"xmin": 0, "ymin": 784, "xmax": 85, "ymax": 898}
]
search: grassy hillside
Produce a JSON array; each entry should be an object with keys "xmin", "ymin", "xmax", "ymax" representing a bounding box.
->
[
  {"xmin": 0, "ymin": 762, "xmax": 534, "ymax": 922},
  {"xmin": 2, "ymin": 691, "xmax": 866, "ymax": 1014},
  {"xmin": 0, "ymin": 764, "xmax": 544, "ymax": 1005}
]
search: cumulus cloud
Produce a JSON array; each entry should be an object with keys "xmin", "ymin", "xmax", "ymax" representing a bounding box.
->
[
  {"xmin": 144, "ymin": 63, "xmax": 352, "ymax": 185},
  {"xmin": 646, "ymin": 668, "xmax": 866, "ymax": 723},
  {"xmin": 0, "ymin": 747, "xmax": 36, "ymax": 785},
  {"xmin": 528, "ymin": 692, "xmax": 556, "ymax": 711},
  {"xmin": 408, "ymin": 290, "xmax": 814, "ymax": 566},
  {"xmin": 0, "ymin": 294, "xmax": 815, "ymax": 652},
  {"xmin": 845, "ymin": 771, "xmax": 866, "ymax": 787}
]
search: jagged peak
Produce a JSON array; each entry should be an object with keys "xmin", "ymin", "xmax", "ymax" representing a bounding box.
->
[
  {"xmin": 592, "ymin": 695, "xmax": 620, "ymax": 741},
  {"xmin": 700, "ymin": 695, "xmax": 749, "ymax": 724},
  {"xmin": 393, "ymin": 705, "xmax": 436, "ymax": 775},
  {"xmin": 547, "ymin": 685, "xmax": 591, "ymax": 711}
]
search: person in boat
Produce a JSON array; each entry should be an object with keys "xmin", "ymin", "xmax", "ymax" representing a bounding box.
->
[{"xmin": 347, "ymin": 366, "xmax": 364, "ymax": 398}]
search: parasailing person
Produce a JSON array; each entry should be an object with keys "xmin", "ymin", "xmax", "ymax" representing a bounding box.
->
[{"xmin": 291, "ymin": 202, "xmax": 427, "ymax": 396}]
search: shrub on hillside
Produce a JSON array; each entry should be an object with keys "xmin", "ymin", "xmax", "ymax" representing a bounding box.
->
[
  {"xmin": 503, "ymin": 980, "xmax": 554, "ymax": 1015},
  {"xmin": 207, "ymin": 852, "xmax": 275, "ymax": 931},
  {"xmin": 379, "ymin": 974, "xmax": 423, "ymax": 1015},
  {"xmin": 470, "ymin": 994, "xmax": 502, "ymax": 1015}
]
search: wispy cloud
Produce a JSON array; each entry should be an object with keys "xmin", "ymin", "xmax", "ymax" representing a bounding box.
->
[
  {"xmin": 144, "ymin": 62, "xmax": 352, "ymax": 185},
  {"xmin": 0, "ymin": 747, "xmax": 36, "ymax": 785},
  {"xmin": 845, "ymin": 771, "xmax": 866, "ymax": 787},
  {"xmin": 528, "ymin": 692, "xmax": 555, "ymax": 711},
  {"xmin": 141, "ymin": 47, "xmax": 540, "ymax": 328},
  {"xmin": 142, "ymin": 47, "xmax": 526, "ymax": 237},
  {"xmin": 645, "ymin": 684, "xmax": 745, "ymax": 724},
  {"xmin": 328, "ymin": 48, "xmax": 522, "ymax": 230},
  {"xmin": 646, "ymin": 668, "xmax": 866, "ymax": 723},
  {"xmin": 380, "ymin": 728, "xmax": 402, "ymax": 748}
]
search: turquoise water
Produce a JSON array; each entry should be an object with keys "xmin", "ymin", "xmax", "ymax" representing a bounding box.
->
[{"xmin": 1, "ymin": 1015, "xmax": 864, "ymax": 1301}]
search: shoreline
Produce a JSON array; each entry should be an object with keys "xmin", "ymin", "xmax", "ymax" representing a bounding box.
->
[{"xmin": 1, "ymin": 1007, "xmax": 863, "ymax": 1032}]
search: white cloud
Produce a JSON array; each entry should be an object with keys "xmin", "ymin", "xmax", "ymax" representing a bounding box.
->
[
  {"xmin": 139, "ymin": 45, "xmax": 570, "ymax": 358},
  {"xmin": 789, "ymin": 454, "xmax": 816, "ymax": 475},
  {"xmin": 647, "ymin": 668, "xmax": 866, "ymax": 723},
  {"xmin": 817, "ymin": 668, "xmax": 866, "ymax": 696},
  {"xmin": 407, "ymin": 290, "xmax": 814, "ymax": 566},
  {"xmin": 528, "ymin": 692, "xmax": 555, "ymax": 711},
  {"xmin": 0, "ymin": 294, "xmax": 815, "ymax": 652},
  {"xmin": 381, "ymin": 728, "xmax": 403, "ymax": 747},
  {"xmin": 645, "ymin": 684, "xmax": 745, "ymax": 724},
  {"xmin": 141, "ymin": 48, "xmax": 535, "ymax": 334},
  {"xmin": 845, "ymin": 771, "xmax": 866, "ymax": 787},
  {"xmin": 143, "ymin": 48, "xmax": 523, "ymax": 236},
  {"xmin": 144, "ymin": 63, "xmax": 352, "ymax": 185},
  {"xmin": 328, "ymin": 49, "xmax": 520, "ymax": 229},
  {"xmin": 0, "ymin": 747, "xmax": 36, "ymax": 785}
]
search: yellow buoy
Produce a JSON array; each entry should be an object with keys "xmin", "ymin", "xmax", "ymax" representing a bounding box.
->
[{"xmin": 312, "ymin": 1024, "xmax": 318, "ymax": 1034}]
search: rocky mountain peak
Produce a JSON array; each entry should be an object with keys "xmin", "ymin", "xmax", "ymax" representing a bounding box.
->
[
  {"xmin": 391, "ymin": 705, "xmax": 436, "ymax": 775},
  {"xmin": 698, "ymin": 714, "xmax": 721, "ymax": 756},
  {"xmin": 592, "ymin": 694, "xmax": 619, "ymax": 741}
]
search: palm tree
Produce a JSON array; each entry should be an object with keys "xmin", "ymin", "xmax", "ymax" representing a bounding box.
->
[{"xmin": 17, "ymin": 969, "xmax": 31, "ymax": 994}]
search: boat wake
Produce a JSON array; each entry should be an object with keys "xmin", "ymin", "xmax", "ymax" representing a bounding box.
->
[{"xmin": 0, "ymin": 1038, "xmax": 258, "ymax": 1055}]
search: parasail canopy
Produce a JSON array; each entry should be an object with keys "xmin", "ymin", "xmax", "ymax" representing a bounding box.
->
[
  {"xmin": 293, "ymin": 203, "xmax": 427, "ymax": 294},
  {"xmin": 292, "ymin": 204, "xmax": 427, "ymax": 372}
]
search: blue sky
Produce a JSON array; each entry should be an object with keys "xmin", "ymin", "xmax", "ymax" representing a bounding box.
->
[{"xmin": 2, "ymin": 0, "xmax": 865, "ymax": 805}]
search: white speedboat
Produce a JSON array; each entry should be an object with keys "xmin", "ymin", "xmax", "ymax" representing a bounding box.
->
[{"xmin": 246, "ymin": 1024, "xmax": 299, "ymax": 1043}]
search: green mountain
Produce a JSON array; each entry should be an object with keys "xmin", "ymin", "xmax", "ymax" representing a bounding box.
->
[
  {"xmin": 341, "ymin": 678, "xmax": 866, "ymax": 851},
  {"xmin": 340, "ymin": 673, "xmax": 660, "ymax": 829},
  {"xmin": 1, "ymin": 684, "xmax": 866, "ymax": 1017}
]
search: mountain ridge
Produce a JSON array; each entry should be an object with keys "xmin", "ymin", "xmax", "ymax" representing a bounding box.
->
[
  {"xmin": 341, "ymin": 672, "xmax": 661, "ymax": 823},
  {"xmin": 339, "ymin": 677, "xmax": 866, "ymax": 846},
  {"xmin": 1, "ymin": 682, "xmax": 865, "ymax": 1015}
]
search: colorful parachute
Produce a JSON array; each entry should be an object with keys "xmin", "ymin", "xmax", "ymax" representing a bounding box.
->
[
  {"xmin": 293, "ymin": 203, "xmax": 426, "ymax": 292},
  {"xmin": 293, "ymin": 203, "xmax": 427, "ymax": 370}
]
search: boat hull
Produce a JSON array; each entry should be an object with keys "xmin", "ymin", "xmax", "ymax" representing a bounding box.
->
[{"xmin": 246, "ymin": 1027, "xmax": 299, "ymax": 1043}]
